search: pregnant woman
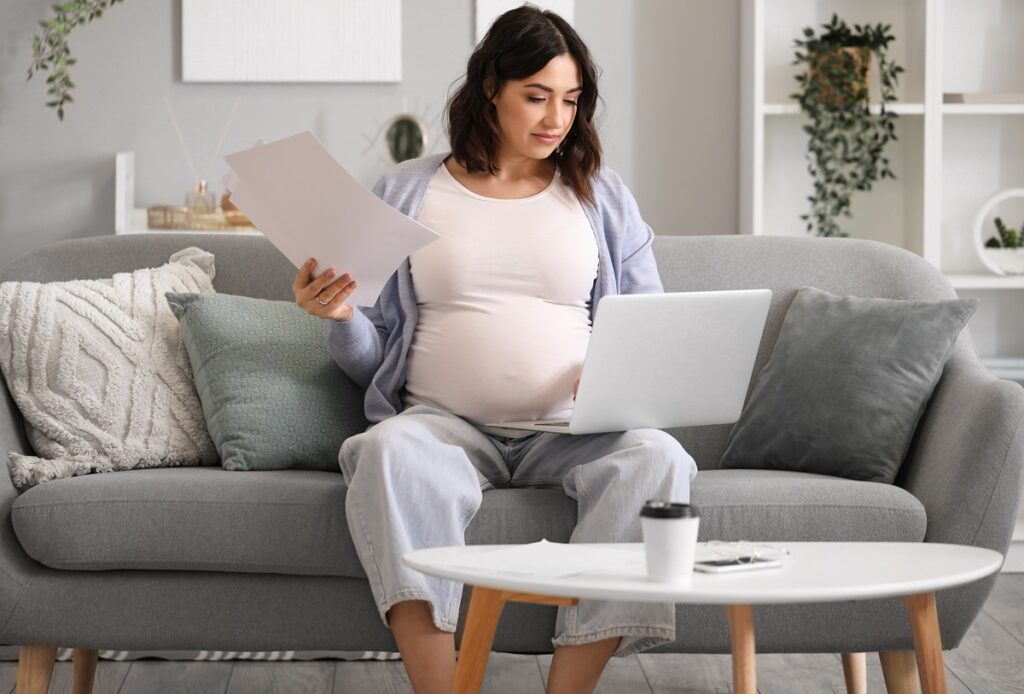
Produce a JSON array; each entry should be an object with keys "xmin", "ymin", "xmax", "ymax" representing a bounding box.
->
[{"xmin": 294, "ymin": 5, "xmax": 697, "ymax": 693}]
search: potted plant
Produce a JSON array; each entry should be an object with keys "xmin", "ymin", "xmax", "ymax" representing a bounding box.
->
[
  {"xmin": 790, "ymin": 14, "xmax": 905, "ymax": 238},
  {"xmin": 984, "ymin": 217, "xmax": 1024, "ymax": 275},
  {"xmin": 26, "ymin": 0, "xmax": 124, "ymax": 122}
]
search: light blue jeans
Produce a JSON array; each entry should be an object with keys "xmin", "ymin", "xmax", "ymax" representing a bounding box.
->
[{"xmin": 338, "ymin": 403, "xmax": 697, "ymax": 658}]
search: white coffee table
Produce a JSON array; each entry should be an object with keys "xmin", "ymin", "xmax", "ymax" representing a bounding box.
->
[{"xmin": 404, "ymin": 541, "xmax": 1002, "ymax": 694}]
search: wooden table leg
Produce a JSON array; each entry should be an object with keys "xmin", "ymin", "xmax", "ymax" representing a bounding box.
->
[
  {"xmin": 904, "ymin": 592, "xmax": 947, "ymax": 694},
  {"xmin": 16, "ymin": 644, "xmax": 58, "ymax": 694},
  {"xmin": 879, "ymin": 650, "xmax": 921, "ymax": 694},
  {"xmin": 724, "ymin": 604, "xmax": 757, "ymax": 694},
  {"xmin": 841, "ymin": 652, "xmax": 867, "ymax": 694},
  {"xmin": 451, "ymin": 587, "xmax": 578, "ymax": 694},
  {"xmin": 452, "ymin": 587, "xmax": 506, "ymax": 694},
  {"xmin": 72, "ymin": 648, "xmax": 98, "ymax": 694}
]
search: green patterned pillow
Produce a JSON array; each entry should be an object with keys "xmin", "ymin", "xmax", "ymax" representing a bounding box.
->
[{"xmin": 165, "ymin": 292, "xmax": 368, "ymax": 472}]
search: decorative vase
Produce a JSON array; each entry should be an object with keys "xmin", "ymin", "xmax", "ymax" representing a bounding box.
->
[
  {"xmin": 186, "ymin": 180, "xmax": 216, "ymax": 214},
  {"xmin": 973, "ymin": 189, "xmax": 1024, "ymax": 276},
  {"xmin": 985, "ymin": 248, "xmax": 1024, "ymax": 275}
]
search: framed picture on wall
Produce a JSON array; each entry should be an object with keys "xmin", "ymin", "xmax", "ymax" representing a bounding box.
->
[{"xmin": 182, "ymin": 0, "xmax": 401, "ymax": 82}]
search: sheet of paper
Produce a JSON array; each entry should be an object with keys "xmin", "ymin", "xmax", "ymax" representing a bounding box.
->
[
  {"xmin": 223, "ymin": 130, "xmax": 440, "ymax": 308},
  {"xmin": 443, "ymin": 540, "xmax": 643, "ymax": 579},
  {"xmin": 697, "ymin": 542, "xmax": 791, "ymax": 563}
]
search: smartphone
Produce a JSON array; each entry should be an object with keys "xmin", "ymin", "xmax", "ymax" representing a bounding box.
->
[{"xmin": 693, "ymin": 557, "xmax": 783, "ymax": 573}]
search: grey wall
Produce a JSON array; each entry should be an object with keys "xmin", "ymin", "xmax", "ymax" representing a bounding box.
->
[
  {"xmin": 634, "ymin": 1, "xmax": 739, "ymax": 237},
  {"xmin": 0, "ymin": 0, "xmax": 740, "ymax": 264}
]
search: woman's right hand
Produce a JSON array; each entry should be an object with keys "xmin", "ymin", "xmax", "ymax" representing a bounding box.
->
[{"xmin": 293, "ymin": 257, "xmax": 358, "ymax": 322}]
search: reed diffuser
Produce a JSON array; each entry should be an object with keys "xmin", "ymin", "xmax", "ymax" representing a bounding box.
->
[{"xmin": 159, "ymin": 96, "xmax": 249, "ymax": 230}]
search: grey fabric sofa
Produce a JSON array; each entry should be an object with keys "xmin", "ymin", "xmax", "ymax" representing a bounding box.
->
[{"xmin": 1, "ymin": 233, "xmax": 1022, "ymax": 688}]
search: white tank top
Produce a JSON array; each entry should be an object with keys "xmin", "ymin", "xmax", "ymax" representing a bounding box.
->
[{"xmin": 402, "ymin": 161, "xmax": 599, "ymax": 437}]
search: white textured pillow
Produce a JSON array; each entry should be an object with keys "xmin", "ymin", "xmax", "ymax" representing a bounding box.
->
[{"xmin": 0, "ymin": 247, "xmax": 218, "ymax": 489}]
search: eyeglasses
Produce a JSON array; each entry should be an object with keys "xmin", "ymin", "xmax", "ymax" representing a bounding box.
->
[{"xmin": 703, "ymin": 540, "xmax": 792, "ymax": 563}]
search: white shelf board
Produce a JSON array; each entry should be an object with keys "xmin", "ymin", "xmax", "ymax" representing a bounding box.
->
[
  {"xmin": 982, "ymin": 357, "xmax": 1024, "ymax": 380},
  {"xmin": 980, "ymin": 359, "xmax": 1024, "ymax": 395},
  {"xmin": 115, "ymin": 205, "xmax": 262, "ymax": 236},
  {"xmin": 119, "ymin": 228, "xmax": 263, "ymax": 236},
  {"xmin": 985, "ymin": 369, "xmax": 1024, "ymax": 383},
  {"xmin": 945, "ymin": 274, "xmax": 1024, "ymax": 289},
  {"xmin": 943, "ymin": 104, "xmax": 1024, "ymax": 116},
  {"xmin": 763, "ymin": 102, "xmax": 925, "ymax": 116}
]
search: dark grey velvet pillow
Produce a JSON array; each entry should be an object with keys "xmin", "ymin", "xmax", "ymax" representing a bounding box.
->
[
  {"xmin": 165, "ymin": 292, "xmax": 369, "ymax": 472},
  {"xmin": 719, "ymin": 286, "xmax": 979, "ymax": 483}
]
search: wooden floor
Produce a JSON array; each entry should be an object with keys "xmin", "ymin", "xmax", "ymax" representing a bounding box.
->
[{"xmin": 1, "ymin": 575, "xmax": 1022, "ymax": 693}]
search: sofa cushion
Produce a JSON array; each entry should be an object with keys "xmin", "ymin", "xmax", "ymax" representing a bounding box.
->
[
  {"xmin": 0, "ymin": 248, "xmax": 219, "ymax": 490},
  {"xmin": 720, "ymin": 285, "xmax": 979, "ymax": 483},
  {"xmin": 10, "ymin": 467, "xmax": 925, "ymax": 576},
  {"xmin": 165, "ymin": 292, "xmax": 368, "ymax": 472},
  {"xmin": 689, "ymin": 469, "xmax": 926, "ymax": 541}
]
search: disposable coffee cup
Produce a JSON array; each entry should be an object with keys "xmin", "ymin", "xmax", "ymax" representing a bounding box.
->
[{"xmin": 640, "ymin": 500, "xmax": 700, "ymax": 582}]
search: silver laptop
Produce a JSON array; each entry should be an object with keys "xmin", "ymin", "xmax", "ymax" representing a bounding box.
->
[{"xmin": 484, "ymin": 289, "xmax": 772, "ymax": 435}]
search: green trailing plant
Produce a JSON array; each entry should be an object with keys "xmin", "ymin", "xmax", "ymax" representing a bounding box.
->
[
  {"xmin": 26, "ymin": 0, "xmax": 124, "ymax": 122},
  {"xmin": 985, "ymin": 217, "xmax": 1024, "ymax": 249},
  {"xmin": 790, "ymin": 13, "xmax": 905, "ymax": 238}
]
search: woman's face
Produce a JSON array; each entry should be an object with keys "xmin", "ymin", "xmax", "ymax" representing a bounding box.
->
[{"xmin": 491, "ymin": 53, "xmax": 582, "ymax": 162}]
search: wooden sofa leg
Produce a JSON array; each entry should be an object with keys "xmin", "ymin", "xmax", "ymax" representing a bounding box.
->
[
  {"xmin": 879, "ymin": 650, "xmax": 921, "ymax": 694},
  {"xmin": 841, "ymin": 652, "xmax": 867, "ymax": 694},
  {"xmin": 16, "ymin": 644, "xmax": 58, "ymax": 694},
  {"xmin": 72, "ymin": 648, "xmax": 98, "ymax": 694}
]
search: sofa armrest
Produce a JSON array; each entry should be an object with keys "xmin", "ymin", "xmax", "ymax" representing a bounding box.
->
[
  {"xmin": 0, "ymin": 377, "xmax": 39, "ymax": 641},
  {"xmin": 900, "ymin": 354, "xmax": 1024, "ymax": 553}
]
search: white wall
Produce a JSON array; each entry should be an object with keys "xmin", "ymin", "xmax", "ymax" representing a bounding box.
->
[{"xmin": 0, "ymin": 1, "xmax": 740, "ymax": 264}]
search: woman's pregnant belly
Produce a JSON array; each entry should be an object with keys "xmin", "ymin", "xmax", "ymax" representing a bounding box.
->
[{"xmin": 404, "ymin": 298, "xmax": 591, "ymax": 424}]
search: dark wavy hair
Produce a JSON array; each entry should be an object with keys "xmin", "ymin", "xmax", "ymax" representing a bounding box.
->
[{"xmin": 444, "ymin": 4, "xmax": 603, "ymax": 206}]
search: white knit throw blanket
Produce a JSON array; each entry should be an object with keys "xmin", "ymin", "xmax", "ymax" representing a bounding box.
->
[{"xmin": 0, "ymin": 247, "xmax": 218, "ymax": 489}]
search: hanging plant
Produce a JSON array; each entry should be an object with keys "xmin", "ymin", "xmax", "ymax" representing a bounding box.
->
[
  {"xmin": 26, "ymin": 0, "xmax": 125, "ymax": 122},
  {"xmin": 790, "ymin": 13, "xmax": 904, "ymax": 238}
]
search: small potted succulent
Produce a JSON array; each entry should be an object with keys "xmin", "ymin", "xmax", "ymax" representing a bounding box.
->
[
  {"xmin": 791, "ymin": 14, "xmax": 905, "ymax": 238},
  {"xmin": 984, "ymin": 217, "xmax": 1024, "ymax": 275}
]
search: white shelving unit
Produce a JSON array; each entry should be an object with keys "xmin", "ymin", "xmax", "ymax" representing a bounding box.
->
[
  {"xmin": 741, "ymin": 0, "xmax": 930, "ymax": 247},
  {"xmin": 741, "ymin": 0, "xmax": 1024, "ymax": 276},
  {"xmin": 741, "ymin": 0, "xmax": 1024, "ymax": 571},
  {"xmin": 114, "ymin": 151, "xmax": 262, "ymax": 236},
  {"xmin": 740, "ymin": 0, "xmax": 1024, "ymax": 350}
]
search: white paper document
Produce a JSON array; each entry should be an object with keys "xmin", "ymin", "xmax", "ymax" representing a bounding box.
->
[
  {"xmin": 224, "ymin": 131, "xmax": 440, "ymax": 308},
  {"xmin": 444, "ymin": 540, "xmax": 644, "ymax": 579}
]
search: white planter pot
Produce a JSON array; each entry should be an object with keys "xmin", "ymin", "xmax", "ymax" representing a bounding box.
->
[
  {"xmin": 973, "ymin": 189, "xmax": 1024, "ymax": 275},
  {"xmin": 985, "ymin": 248, "xmax": 1024, "ymax": 275}
]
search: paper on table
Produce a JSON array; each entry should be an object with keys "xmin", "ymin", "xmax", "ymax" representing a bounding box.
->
[
  {"xmin": 224, "ymin": 130, "xmax": 440, "ymax": 308},
  {"xmin": 443, "ymin": 539, "xmax": 644, "ymax": 579},
  {"xmin": 695, "ymin": 544, "xmax": 792, "ymax": 566}
]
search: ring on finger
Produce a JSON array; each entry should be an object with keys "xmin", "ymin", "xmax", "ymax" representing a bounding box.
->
[{"xmin": 316, "ymin": 294, "xmax": 331, "ymax": 306}]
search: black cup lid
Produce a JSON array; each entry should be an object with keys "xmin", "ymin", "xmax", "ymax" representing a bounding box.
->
[{"xmin": 640, "ymin": 500, "xmax": 699, "ymax": 519}]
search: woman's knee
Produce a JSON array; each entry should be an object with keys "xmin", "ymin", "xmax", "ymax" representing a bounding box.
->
[
  {"xmin": 338, "ymin": 416, "xmax": 485, "ymax": 500},
  {"xmin": 623, "ymin": 429, "xmax": 698, "ymax": 482},
  {"xmin": 338, "ymin": 417, "xmax": 426, "ymax": 482}
]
